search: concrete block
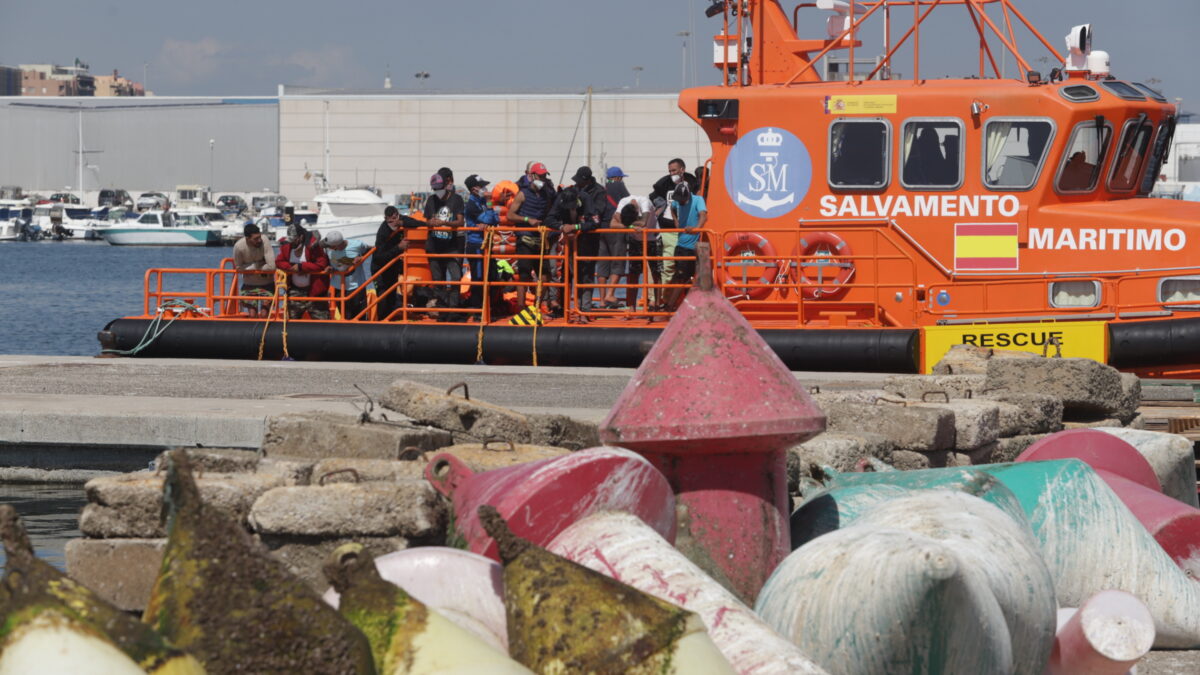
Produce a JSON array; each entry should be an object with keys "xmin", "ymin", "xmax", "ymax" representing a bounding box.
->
[
  {"xmin": 883, "ymin": 374, "xmax": 987, "ymax": 400},
  {"xmin": 432, "ymin": 442, "xmax": 570, "ymax": 472},
  {"xmin": 1141, "ymin": 385, "xmax": 1196, "ymax": 402},
  {"xmin": 811, "ymin": 389, "xmax": 895, "ymax": 408},
  {"xmin": 980, "ymin": 392, "xmax": 1063, "ymax": 436},
  {"xmin": 1095, "ymin": 428, "xmax": 1199, "ymax": 508},
  {"xmin": 80, "ymin": 471, "xmax": 285, "ymax": 538},
  {"xmin": 527, "ymin": 413, "xmax": 599, "ymax": 451},
  {"xmin": 256, "ymin": 457, "xmax": 315, "ymax": 485},
  {"xmin": 261, "ymin": 535, "xmax": 411, "ymax": 593},
  {"xmin": 985, "ymin": 357, "xmax": 1124, "ymax": 416},
  {"xmin": 786, "ymin": 432, "xmax": 894, "ymax": 488},
  {"xmin": 65, "ymin": 538, "xmax": 165, "ymax": 612},
  {"xmin": 249, "ymin": 480, "xmax": 445, "ymax": 538},
  {"xmin": 912, "ymin": 400, "xmax": 1002, "ymax": 451},
  {"xmin": 152, "ymin": 447, "xmax": 259, "ymax": 474},
  {"xmin": 261, "ymin": 411, "xmax": 453, "ymax": 460},
  {"xmin": 382, "ymin": 379, "xmax": 532, "ymax": 442},
  {"xmin": 1063, "ymin": 417, "xmax": 1124, "ymax": 429},
  {"xmin": 931, "ymin": 344, "xmax": 1038, "ymax": 375},
  {"xmin": 891, "ymin": 450, "xmax": 932, "ymax": 471},
  {"xmin": 310, "ymin": 458, "xmax": 427, "ymax": 484},
  {"xmin": 822, "ymin": 401, "xmax": 955, "ymax": 452},
  {"xmin": 990, "ymin": 434, "xmax": 1049, "ymax": 464},
  {"xmin": 1115, "ymin": 373, "xmax": 1142, "ymax": 423}
]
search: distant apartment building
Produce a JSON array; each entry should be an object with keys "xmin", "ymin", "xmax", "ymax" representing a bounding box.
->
[
  {"xmin": 19, "ymin": 61, "xmax": 96, "ymax": 96},
  {"xmin": 94, "ymin": 70, "xmax": 143, "ymax": 96},
  {"xmin": 0, "ymin": 66, "xmax": 21, "ymax": 96}
]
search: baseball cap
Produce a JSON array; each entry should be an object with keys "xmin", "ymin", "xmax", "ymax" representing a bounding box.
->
[
  {"xmin": 321, "ymin": 231, "xmax": 345, "ymax": 247},
  {"xmin": 571, "ymin": 166, "xmax": 594, "ymax": 183},
  {"xmin": 430, "ymin": 173, "xmax": 446, "ymax": 189},
  {"xmin": 606, "ymin": 166, "xmax": 628, "ymax": 179},
  {"xmin": 464, "ymin": 174, "xmax": 490, "ymax": 190},
  {"xmin": 529, "ymin": 162, "xmax": 549, "ymax": 177}
]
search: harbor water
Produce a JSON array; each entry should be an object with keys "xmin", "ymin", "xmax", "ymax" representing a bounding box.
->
[
  {"xmin": 0, "ymin": 241, "xmax": 221, "ymax": 356},
  {"xmin": 2, "ymin": 242, "xmax": 223, "ymax": 570}
]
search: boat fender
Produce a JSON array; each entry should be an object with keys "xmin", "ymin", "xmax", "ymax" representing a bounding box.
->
[
  {"xmin": 721, "ymin": 231, "xmax": 779, "ymax": 301},
  {"xmin": 796, "ymin": 231, "xmax": 854, "ymax": 299}
]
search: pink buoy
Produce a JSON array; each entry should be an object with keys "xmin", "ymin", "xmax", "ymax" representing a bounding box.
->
[
  {"xmin": 599, "ymin": 244, "xmax": 826, "ymax": 604},
  {"xmin": 1016, "ymin": 429, "xmax": 1160, "ymax": 491},
  {"xmin": 424, "ymin": 446, "xmax": 675, "ymax": 561},
  {"xmin": 1094, "ymin": 471, "xmax": 1200, "ymax": 578},
  {"xmin": 1048, "ymin": 590, "xmax": 1155, "ymax": 675},
  {"xmin": 321, "ymin": 546, "xmax": 508, "ymax": 651}
]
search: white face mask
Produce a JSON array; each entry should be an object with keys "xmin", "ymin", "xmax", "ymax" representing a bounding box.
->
[
  {"xmin": 532, "ymin": 180, "xmax": 545, "ymax": 190},
  {"xmin": 670, "ymin": 174, "xmax": 682, "ymax": 184},
  {"xmin": 473, "ymin": 187, "xmax": 487, "ymax": 198},
  {"xmin": 434, "ymin": 189, "xmax": 447, "ymax": 198}
]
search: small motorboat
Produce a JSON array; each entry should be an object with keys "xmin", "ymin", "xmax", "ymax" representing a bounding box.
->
[{"xmin": 102, "ymin": 211, "xmax": 221, "ymax": 246}]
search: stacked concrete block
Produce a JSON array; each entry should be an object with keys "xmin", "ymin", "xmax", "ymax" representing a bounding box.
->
[
  {"xmin": 984, "ymin": 357, "xmax": 1124, "ymax": 418},
  {"xmin": 382, "ymin": 378, "xmax": 600, "ymax": 449},
  {"xmin": 262, "ymin": 410, "xmax": 453, "ymax": 460},
  {"xmin": 821, "ymin": 401, "xmax": 955, "ymax": 452}
]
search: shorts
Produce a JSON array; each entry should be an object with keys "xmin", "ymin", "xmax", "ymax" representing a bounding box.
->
[
  {"xmin": 596, "ymin": 231, "xmax": 628, "ymax": 277},
  {"xmin": 626, "ymin": 239, "xmax": 662, "ymax": 277},
  {"xmin": 240, "ymin": 285, "xmax": 273, "ymax": 313},
  {"xmin": 287, "ymin": 287, "xmax": 330, "ymax": 320},
  {"xmin": 516, "ymin": 235, "xmax": 547, "ymax": 279},
  {"xmin": 672, "ymin": 246, "xmax": 697, "ymax": 283}
]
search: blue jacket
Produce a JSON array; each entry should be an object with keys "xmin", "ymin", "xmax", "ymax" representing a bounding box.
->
[{"xmin": 465, "ymin": 193, "xmax": 499, "ymax": 247}]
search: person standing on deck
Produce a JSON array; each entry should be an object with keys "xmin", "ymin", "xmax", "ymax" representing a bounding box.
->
[
  {"xmin": 463, "ymin": 174, "xmax": 499, "ymax": 319},
  {"xmin": 321, "ymin": 230, "xmax": 371, "ymax": 320},
  {"xmin": 571, "ymin": 166, "xmax": 612, "ymax": 313},
  {"xmin": 371, "ymin": 206, "xmax": 417, "ymax": 320},
  {"xmin": 423, "ymin": 171, "xmax": 465, "ymax": 317},
  {"xmin": 650, "ymin": 159, "xmax": 699, "ymax": 289},
  {"xmin": 597, "ymin": 166, "xmax": 632, "ymax": 308},
  {"xmin": 508, "ymin": 162, "xmax": 556, "ymax": 312},
  {"xmin": 613, "ymin": 195, "xmax": 661, "ymax": 313},
  {"xmin": 275, "ymin": 222, "xmax": 330, "ymax": 320},
  {"xmin": 663, "ymin": 182, "xmax": 707, "ymax": 310},
  {"xmin": 232, "ymin": 222, "xmax": 275, "ymax": 318}
]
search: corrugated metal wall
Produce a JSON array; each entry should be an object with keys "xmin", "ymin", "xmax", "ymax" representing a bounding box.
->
[
  {"xmin": 279, "ymin": 93, "xmax": 710, "ymax": 202},
  {"xmin": 0, "ymin": 98, "xmax": 278, "ymax": 193}
]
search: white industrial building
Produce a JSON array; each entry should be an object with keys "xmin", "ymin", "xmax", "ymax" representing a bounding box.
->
[{"xmin": 0, "ymin": 88, "xmax": 710, "ymax": 203}]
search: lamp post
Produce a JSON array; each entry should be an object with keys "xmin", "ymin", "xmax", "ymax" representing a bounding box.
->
[
  {"xmin": 677, "ymin": 31, "xmax": 690, "ymax": 89},
  {"xmin": 632, "ymin": 66, "xmax": 644, "ymax": 89},
  {"xmin": 142, "ymin": 62, "xmax": 148, "ymax": 95},
  {"xmin": 209, "ymin": 139, "xmax": 215, "ymax": 190},
  {"xmin": 414, "ymin": 71, "xmax": 430, "ymax": 89}
]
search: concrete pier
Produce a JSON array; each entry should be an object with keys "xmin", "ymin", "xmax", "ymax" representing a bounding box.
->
[{"xmin": 0, "ymin": 355, "xmax": 892, "ymax": 472}]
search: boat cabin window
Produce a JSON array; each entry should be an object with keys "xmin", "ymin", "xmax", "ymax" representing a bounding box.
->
[
  {"xmin": 1132, "ymin": 83, "xmax": 1168, "ymax": 103},
  {"xmin": 829, "ymin": 119, "xmax": 890, "ymax": 189},
  {"xmin": 983, "ymin": 119, "xmax": 1054, "ymax": 190},
  {"xmin": 1059, "ymin": 85, "xmax": 1100, "ymax": 103},
  {"xmin": 1160, "ymin": 277, "xmax": 1200, "ymax": 307},
  {"xmin": 901, "ymin": 120, "xmax": 963, "ymax": 190},
  {"xmin": 138, "ymin": 213, "xmax": 157, "ymax": 225},
  {"xmin": 1109, "ymin": 118, "xmax": 1154, "ymax": 192},
  {"xmin": 1049, "ymin": 281, "xmax": 1101, "ymax": 308},
  {"xmin": 1141, "ymin": 117, "xmax": 1177, "ymax": 194},
  {"xmin": 1055, "ymin": 121, "xmax": 1112, "ymax": 193},
  {"xmin": 1099, "ymin": 81, "xmax": 1147, "ymax": 102}
]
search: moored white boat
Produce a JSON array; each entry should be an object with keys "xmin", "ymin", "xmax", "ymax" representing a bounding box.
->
[
  {"xmin": 310, "ymin": 189, "xmax": 387, "ymax": 240},
  {"xmin": 102, "ymin": 211, "xmax": 221, "ymax": 246}
]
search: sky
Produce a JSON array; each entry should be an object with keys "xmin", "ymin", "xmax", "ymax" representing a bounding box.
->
[{"xmin": 1, "ymin": 1, "xmax": 1197, "ymax": 109}]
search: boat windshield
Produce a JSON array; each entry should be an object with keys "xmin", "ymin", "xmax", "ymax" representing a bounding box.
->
[
  {"xmin": 176, "ymin": 214, "xmax": 205, "ymax": 227},
  {"xmin": 984, "ymin": 120, "xmax": 1054, "ymax": 190},
  {"xmin": 1056, "ymin": 121, "xmax": 1112, "ymax": 193},
  {"xmin": 1141, "ymin": 116, "xmax": 1177, "ymax": 194},
  {"xmin": 1109, "ymin": 118, "xmax": 1154, "ymax": 192}
]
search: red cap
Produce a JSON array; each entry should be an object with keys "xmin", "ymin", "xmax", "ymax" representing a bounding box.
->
[{"xmin": 529, "ymin": 162, "xmax": 549, "ymax": 176}]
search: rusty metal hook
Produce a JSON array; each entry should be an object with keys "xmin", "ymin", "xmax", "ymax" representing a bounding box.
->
[
  {"xmin": 446, "ymin": 381, "xmax": 470, "ymax": 400},
  {"xmin": 875, "ymin": 397, "xmax": 908, "ymax": 407},
  {"xmin": 482, "ymin": 438, "xmax": 516, "ymax": 453},
  {"xmin": 808, "ymin": 385, "xmax": 821, "ymax": 394},
  {"xmin": 398, "ymin": 446, "xmax": 427, "ymax": 461},
  {"xmin": 318, "ymin": 468, "xmax": 361, "ymax": 485},
  {"xmin": 1042, "ymin": 336, "xmax": 1063, "ymax": 359},
  {"xmin": 921, "ymin": 391, "xmax": 950, "ymax": 403}
]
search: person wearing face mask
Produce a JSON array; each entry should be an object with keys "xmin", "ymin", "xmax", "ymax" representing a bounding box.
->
[
  {"xmin": 650, "ymin": 158, "xmax": 699, "ymax": 286},
  {"xmin": 372, "ymin": 205, "xmax": 420, "ymax": 320},
  {"xmin": 463, "ymin": 174, "xmax": 500, "ymax": 317},
  {"xmin": 424, "ymin": 171, "xmax": 466, "ymax": 317},
  {"xmin": 275, "ymin": 221, "xmax": 331, "ymax": 320},
  {"xmin": 507, "ymin": 162, "xmax": 556, "ymax": 311},
  {"xmin": 663, "ymin": 181, "xmax": 708, "ymax": 310},
  {"xmin": 568, "ymin": 166, "xmax": 610, "ymax": 314}
]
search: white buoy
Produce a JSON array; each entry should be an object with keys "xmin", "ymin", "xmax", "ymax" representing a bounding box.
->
[
  {"xmin": 1096, "ymin": 428, "xmax": 1199, "ymax": 507},
  {"xmin": 756, "ymin": 527, "xmax": 1012, "ymax": 674}
]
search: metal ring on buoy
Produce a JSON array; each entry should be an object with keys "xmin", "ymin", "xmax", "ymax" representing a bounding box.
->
[
  {"xmin": 796, "ymin": 231, "xmax": 854, "ymax": 299},
  {"xmin": 721, "ymin": 231, "xmax": 780, "ymax": 300}
]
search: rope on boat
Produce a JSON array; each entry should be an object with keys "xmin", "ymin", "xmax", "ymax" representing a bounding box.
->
[
  {"xmin": 475, "ymin": 227, "xmax": 495, "ymax": 364},
  {"xmin": 531, "ymin": 225, "xmax": 548, "ymax": 367},
  {"xmin": 100, "ymin": 299, "xmax": 198, "ymax": 356},
  {"xmin": 257, "ymin": 270, "xmax": 291, "ymax": 361}
]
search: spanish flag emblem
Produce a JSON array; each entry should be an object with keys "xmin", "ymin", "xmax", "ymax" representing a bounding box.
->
[
  {"xmin": 509, "ymin": 304, "xmax": 543, "ymax": 326},
  {"xmin": 954, "ymin": 223, "xmax": 1019, "ymax": 271}
]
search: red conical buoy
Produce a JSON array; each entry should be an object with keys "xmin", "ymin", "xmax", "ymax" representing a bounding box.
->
[{"xmin": 600, "ymin": 243, "xmax": 826, "ymax": 604}]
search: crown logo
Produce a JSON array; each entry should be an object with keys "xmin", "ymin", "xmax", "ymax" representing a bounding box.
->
[{"xmin": 757, "ymin": 128, "xmax": 783, "ymax": 147}]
